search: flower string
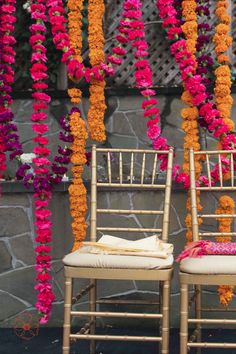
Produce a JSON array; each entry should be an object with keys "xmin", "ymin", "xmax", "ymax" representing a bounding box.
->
[
  {"xmin": 87, "ymin": 0, "xmax": 106, "ymax": 142},
  {"xmin": 66, "ymin": 0, "xmax": 88, "ymax": 250},
  {"xmin": 29, "ymin": 0, "xmax": 55, "ymax": 324},
  {"xmin": 180, "ymin": 0, "xmax": 203, "ymax": 243},
  {"xmin": 50, "ymin": 110, "xmax": 74, "ymax": 184},
  {"xmin": 0, "ymin": 0, "xmax": 23, "ymax": 179},
  {"xmin": 115, "ymin": 0, "xmax": 177, "ymax": 173},
  {"xmin": 215, "ymin": 195, "xmax": 235, "ymax": 305},
  {"xmin": 68, "ymin": 108, "xmax": 88, "ymax": 252},
  {"xmin": 213, "ymin": 0, "xmax": 234, "ymax": 141},
  {"xmin": 196, "ymin": 0, "xmax": 213, "ymax": 93}
]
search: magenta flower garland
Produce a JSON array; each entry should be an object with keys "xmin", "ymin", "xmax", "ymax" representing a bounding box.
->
[
  {"xmin": 0, "ymin": 0, "xmax": 23, "ymax": 178},
  {"xmin": 29, "ymin": 0, "xmax": 55, "ymax": 324},
  {"xmin": 120, "ymin": 0, "xmax": 169, "ymax": 164}
]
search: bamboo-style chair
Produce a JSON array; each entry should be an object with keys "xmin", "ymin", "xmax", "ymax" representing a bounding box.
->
[
  {"xmin": 180, "ymin": 149, "xmax": 236, "ymax": 353},
  {"xmin": 62, "ymin": 145, "xmax": 174, "ymax": 354}
]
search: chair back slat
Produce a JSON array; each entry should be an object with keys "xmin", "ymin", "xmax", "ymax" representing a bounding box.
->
[
  {"xmin": 107, "ymin": 152, "xmax": 112, "ymax": 184},
  {"xmin": 119, "ymin": 152, "xmax": 123, "ymax": 184},
  {"xmin": 189, "ymin": 149, "xmax": 236, "ymax": 242},
  {"xmin": 90, "ymin": 146, "xmax": 174, "ymax": 242},
  {"xmin": 130, "ymin": 152, "xmax": 134, "ymax": 184},
  {"xmin": 141, "ymin": 153, "xmax": 146, "ymax": 185},
  {"xmin": 231, "ymin": 154, "xmax": 234, "ymax": 187},
  {"xmin": 218, "ymin": 154, "xmax": 223, "ymax": 187},
  {"xmin": 206, "ymin": 154, "xmax": 212, "ymax": 187},
  {"xmin": 151, "ymin": 153, "xmax": 158, "ymax": 185}
]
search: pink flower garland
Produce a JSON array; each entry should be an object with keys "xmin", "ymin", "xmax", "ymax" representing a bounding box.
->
[
  {"xmin": 0, "ymin": 0, "xmax": 23, "ymax": 179},
  {"xmin": 47, "ymin": 0, "xmax": 115, "ymax": 82},
  {"xmin": 118, "ymin": 0, "xmax": 175, "ymax": 172},
  {"xmin": 156, "ymin": 0, "xmax": 236, "ymax": 186},
  {"xmin": 29, "ymin": 0, "xmax": 55, "ymax": 324}
]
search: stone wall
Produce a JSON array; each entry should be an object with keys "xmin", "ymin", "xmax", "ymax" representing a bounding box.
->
[{"xmin": 1, "ymin": 94, "xmax": 236, "ymax": 328}]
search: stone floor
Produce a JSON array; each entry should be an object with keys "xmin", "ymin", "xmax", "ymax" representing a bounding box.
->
[{"xmin": 1, "ymin": 327, "xmax": 236, "ymax": 354}]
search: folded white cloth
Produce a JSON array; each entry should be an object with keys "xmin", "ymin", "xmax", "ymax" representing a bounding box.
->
[{"xmin": 81, "ymin": 235, "xmax": 173, "ymax": 259}]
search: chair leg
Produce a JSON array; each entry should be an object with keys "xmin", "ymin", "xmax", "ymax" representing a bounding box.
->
[
  {"xmin": 63, "ymin": 276, "xmax": 73, "ymax": 354},
  {"xmin": 159, "ymin": 281, "xmax": 163, "ymax": 354},
  {"xmin": 195, "ymin": 285, "xmax": 202, "ymax": 354},
  {"xmin": 161, "ymin": 280, "xmax": 170, "ymax": 354},
  {"xmin": 180, "ymin": 283, "xmax": 189, "ymax": 354},
  {"xmin": 89, "ymin": 279, "xmax": 97, "ymax": 354}
]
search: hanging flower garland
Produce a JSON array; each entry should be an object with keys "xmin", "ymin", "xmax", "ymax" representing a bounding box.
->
[
  {"xmin": 213, "ymin": 0, "xmax": 234, "ymax": 141},
  {"xmin": 0, "ymin": 0, "xmax": 23, "ymax": 179},
  {"xmin": 87, "ymin": 0, "xmax": 106, "ymax": 142},
  {"xmin": 181, "ymin": 0, "xmax": 203, "ymax": 243},
  {"xmin": 68, "ymin": 108, "xmax": 88, "ymax": 252},
  {"xmin": 215, "ymin": 195, "xmax": 235, "ymax": 305},
  {"xmin": 66, "ymin": 0, "xmax": 88, "ymax": 251},
  {"xmin": 29, "ymin": 0, "xmax": 55, "ymax": 324},
  {"xmin": 196, "ymin": 0, "xmax": 213, "ymax": 93}
]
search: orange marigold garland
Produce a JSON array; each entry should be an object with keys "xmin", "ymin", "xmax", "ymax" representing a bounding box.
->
[
  {"xmin": 215, "ymin": 196, "xmax": 235, "ymax": 305},
  {"xmin": 181, "ymin": 0, "xmax": 202, "ymax": 243},
  {"xmin": 87, "ymin": 0, "xmax": 106, "ymax": 142},
  {"xmin": 213, "ymin": 0, "xmax": 234, "ymax": 137},
  {"xmin": 67, "ymin": 0, "xmax": 83, "ymax": 62},
  {"xmin": 67, "ymin": 0, "xmax": 88, "ymax": 251},
  {"xmin": 68, "ymin": 110, "xmax": 88, "ymax": 251}
]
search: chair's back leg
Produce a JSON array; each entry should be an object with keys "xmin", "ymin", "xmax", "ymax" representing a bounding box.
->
[
  {"xmin": 195, "ymin": 285, "xmax": 202, "ymax": 354},
  {"xmin": 63, "ymin": 276, "xmax": 73, "ymax": 354},
  {"xmin": 180, "ymin": 283, "xmax": 189, "ymax": 354},
  {"xmin": 89, "ymin": 279, "xmax": 97, "ymax": 354}
]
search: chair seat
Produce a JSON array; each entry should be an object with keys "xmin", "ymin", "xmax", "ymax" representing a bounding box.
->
[
  {"xmin": 63, "ymin": 246, "xmax": 173, "ymax": 269},
  {"xmin": 180, "ymin": 255, "xmax": 236, "ymax": 274}
]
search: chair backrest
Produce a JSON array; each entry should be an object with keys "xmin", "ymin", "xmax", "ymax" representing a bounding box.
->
[
  {"xmin": 189, "ymin": 149, "xmax": 236, "ymax": 241},
  {"xmin": 90, "ymin": 145, "xmax": 174, "ymax": 243}
]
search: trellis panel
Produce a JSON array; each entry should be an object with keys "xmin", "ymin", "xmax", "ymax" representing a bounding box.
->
[
  {"xmin": 104, "ymin": 0, "xmax": 181, "ymax": 87},
  {"xmin": 103, "ymin": 0, "xmax": 236, "ymax": 88}
]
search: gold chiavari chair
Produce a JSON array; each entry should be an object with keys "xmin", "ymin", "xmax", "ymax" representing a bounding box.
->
[
  {"xmin": 62, "ymin": 145, "xmax": 174, "ymax": 354},
  {"xmin": 180, "ymin": 149, "xmax": 236, "ymax": 353}
]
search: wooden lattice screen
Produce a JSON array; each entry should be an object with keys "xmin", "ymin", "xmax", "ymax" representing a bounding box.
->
[
  {"xmin": 104, "ymin": 0, "xmax": 181, "ymax": 87},
  {"xmin": 102, "ymin": 0, "xmax": 236, "ymax": 88}
]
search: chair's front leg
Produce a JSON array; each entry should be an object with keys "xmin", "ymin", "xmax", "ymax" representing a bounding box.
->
[
  {"xmin": 89, "ymin": 279, "xmax": 97, "ymax": 354},
  {"xmin": 161, "ymin": 280, "xmax": 170, "ymax": 354},
  {"xmin": 180, "ymin": 283, "xmax": 189, "ymax": 354},
  {"xmin": 63, "ymin": 276, "xmax": 73, "ymax": 354}
]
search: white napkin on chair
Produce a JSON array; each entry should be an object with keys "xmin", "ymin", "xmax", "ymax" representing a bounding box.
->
[{"xmin": 82, "ymin": 235, "xmax": 173, "ymax": 259}]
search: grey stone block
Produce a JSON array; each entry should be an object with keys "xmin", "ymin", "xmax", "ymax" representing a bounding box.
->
[
  {"xmin": 9, "ymin": 234, "xmax": 35, "ymax": 266},
  {"xmin": 0, "ymin": 208, "xmax": 30, "ymax": 237},
  {"xmin": 0, "ymin": 194, "xmax": 30, "ymax": 207},
  {"xmin": 0, "ymin": 292, "xmax": 27, "ymax": 323},
  {"xmin": 112, "ymin": 112, "xmax": 134, "ymax": 136},
  {"xmin": 166, "ymin": 98, "xmax": 185, "ymax": 128},
  {"xmin": 0, "ymin": 267, "xmax": 37, "ymax": 305},
  {"xmin": 50, "ymin": 193, "xmax": 73, "ymax": 259},
  {"xmin": 0, "ymin": 241, "xmax": 12, "ymax": 272}
]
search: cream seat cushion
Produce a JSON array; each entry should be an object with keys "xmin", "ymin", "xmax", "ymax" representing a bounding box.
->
[
  {"xmin": 63, "ymin": 249, "xmax": 173, "ymax": 269},
  {"xmin": 180, "ymin": 255, "xmax": 236, "ymax": 274},
  {"xmin": 63, "ymin": 235, "xmax": 173, "ymax": 269}
]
